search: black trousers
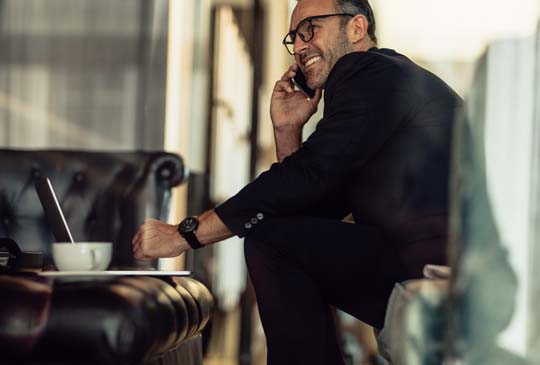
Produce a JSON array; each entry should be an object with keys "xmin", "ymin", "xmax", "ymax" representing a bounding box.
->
[{"xmin": 244, "ymin": 216, "xmax": 419, "ymax": 365}]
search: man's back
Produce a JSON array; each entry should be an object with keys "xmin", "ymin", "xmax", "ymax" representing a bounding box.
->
[{"xmin": 311, "ymin": 48, "xmax": 462, "ymax": 274}]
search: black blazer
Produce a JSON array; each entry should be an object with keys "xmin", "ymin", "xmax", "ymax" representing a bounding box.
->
[{"xmin": 216, "ymin": 49, "xmax": 462, "ymax": 257}]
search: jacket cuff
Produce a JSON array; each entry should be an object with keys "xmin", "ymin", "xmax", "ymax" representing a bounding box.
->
[{"xmin": 214, "ymin": 200, "xmax": 267, "ymax": 238}]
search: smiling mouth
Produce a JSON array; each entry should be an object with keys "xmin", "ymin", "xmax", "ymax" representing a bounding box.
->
[{"xmin": 304, "ymin": 56, "xmax": 321, "ymax": 68}]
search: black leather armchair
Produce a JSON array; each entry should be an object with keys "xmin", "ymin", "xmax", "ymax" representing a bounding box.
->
[
  {"xmin": 0, "ymin": 149, "xmax": 213, "ymax": 365},
  {"xmin": 0, "ymin": 149, "xmax": 185, "ymax": 267}
]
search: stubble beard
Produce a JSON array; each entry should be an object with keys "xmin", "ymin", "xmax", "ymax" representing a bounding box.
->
[{"xmin": 306, "ymin": 32, "xmax": 353, "ymax": 90}]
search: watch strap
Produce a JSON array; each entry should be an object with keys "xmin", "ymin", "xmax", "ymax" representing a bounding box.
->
[{"xmin": 182, "ymin": 231, "xmax": 203, "ymax": 249}]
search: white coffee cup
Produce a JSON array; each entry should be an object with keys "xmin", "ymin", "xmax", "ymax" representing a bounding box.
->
[{"xmin": 52, "ymin": 242, "xmax": 112, "ymax": 271}]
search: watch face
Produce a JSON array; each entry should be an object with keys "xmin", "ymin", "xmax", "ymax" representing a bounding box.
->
[{"xmin": 180, "ymin": 217, "xmax": 198, "ymax": 233}]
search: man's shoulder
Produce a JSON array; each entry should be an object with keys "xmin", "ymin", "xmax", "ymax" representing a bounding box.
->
[
  {"xmin": 324, "ymin": 49, "xmax": 409, "ymax": 103},
  {"xmin": 339, "ymin": 47, "xmax": 407, "ymax": 64},
  {"xmin": 326, "ymin": 49, "xmax": 406, "ymax": 89},
  {"xmin": 325, "ymin": 48, "xmax": 459, "ymax": 103}
]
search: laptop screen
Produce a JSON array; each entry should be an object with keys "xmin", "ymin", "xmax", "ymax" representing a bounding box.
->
[{"xmin": 34, "ymin": 177, "xmax": 74, "ymax": 243}]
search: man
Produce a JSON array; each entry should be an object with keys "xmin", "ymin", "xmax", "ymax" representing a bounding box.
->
[{"xmin": 132, "ymin": 0, "xmax": 462, "ymax": 364}]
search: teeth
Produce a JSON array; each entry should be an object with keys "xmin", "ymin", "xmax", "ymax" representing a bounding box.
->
[{"xmin": 305, "ymin": 56, "xmax": 321, "ymax": 67}]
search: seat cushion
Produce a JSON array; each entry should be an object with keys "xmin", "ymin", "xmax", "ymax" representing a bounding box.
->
[{"xmin": 376, "ymin": 278, "xmax": 449, "ymax": 364}]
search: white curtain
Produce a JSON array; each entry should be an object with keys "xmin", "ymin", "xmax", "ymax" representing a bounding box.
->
[{"xmin": 0, "ymin": 0, "xmax": 168, "ymax": 150}]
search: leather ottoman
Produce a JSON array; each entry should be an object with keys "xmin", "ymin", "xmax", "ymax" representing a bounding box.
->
[{"xmin": 0, "ymin": 274, "xmax": 213, "ymax": 365}]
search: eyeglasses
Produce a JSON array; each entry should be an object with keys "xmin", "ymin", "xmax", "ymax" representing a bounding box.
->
[{"xmin": 282, "ymin": 13, "xmax": 354, "ymax": 55}]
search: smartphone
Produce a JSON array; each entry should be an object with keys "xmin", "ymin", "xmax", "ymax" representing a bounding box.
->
[{"xmin": 292, "ymin": 68, "xmax": 316, "ymax": 98}]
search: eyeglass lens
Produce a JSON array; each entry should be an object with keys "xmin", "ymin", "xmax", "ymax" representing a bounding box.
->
[{"xmin": 285, "ymin": 18, "xmax": 314, "ymax": 54}]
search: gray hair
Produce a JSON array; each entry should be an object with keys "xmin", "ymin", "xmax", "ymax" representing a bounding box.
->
[{"xmin": 334, "ymin": 0, "xmax": 377, "ymax": 44}]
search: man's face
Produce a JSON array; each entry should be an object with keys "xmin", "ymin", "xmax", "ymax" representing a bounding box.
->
[{"xmin": 290, "ymin": 0, "xmax": 353, "ymax": 89}]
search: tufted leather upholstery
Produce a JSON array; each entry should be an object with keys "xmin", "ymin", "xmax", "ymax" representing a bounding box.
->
[
  {"xmin": 0, "ymin": 149, "xmax": 185, "ymax": 267},
  {"xmin": 0, "ymin": 275, "xmax": 53, "ymax": 357},
  {"xmin": 0, "ymin": 149, "xmax": 214, "ymax": 365},
  {"xmin": 1, "ymin": 274, "xmax": 214, "ymax": 365}
]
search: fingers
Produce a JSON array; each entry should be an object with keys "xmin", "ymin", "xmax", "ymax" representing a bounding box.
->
[
  {"xmin": 131, "ymin": 225, "xmax": 146, "ymax": 250},
  {"xmin": 131, "ymin": 219, "xmax": 183, "ymax": 260},
  {"xmin": 133, "ymin": 244, "xmax": 148, "ymax": 260},
  {"xmin": 280, "ymin": 63, "xmax": 299, "ymax": 81},
  {"xmin": 134, "ymin": 248, "xmax": 153, "ymax": 261},
  {"xmin": 132, "ymin": 219, "xmax": 163, "ymax": 243},
  {"xmin": 308, "ymin": 88, "xmax": 323, "ymax": 105},
  {"xmin": 131, "ymin": 220, "xmax": 161, "ymax": 260},
  {"xmin": 134, "ymin": 237, "xmax": 156, "ymax": 260},
  {"xmin": 274, "ymin": 80, "xmax": 295, "ymax": 94},
  {"xmin": 275, "ymin": 63, "xmax": 301, "ymax": 94},
  {"xmin": 132, "ymin": 229, "xmax": 145, "ymax": 260},
  {"xmin": 132, "ymin": 228, "xmax": 142, "ymax": 246}
]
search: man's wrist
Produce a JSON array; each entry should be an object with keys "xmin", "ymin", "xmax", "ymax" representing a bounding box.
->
[
  {"xmin": 273, "ymin": 124, "xmax": 303, "ymax": 134},
  {"xmin": 175, "ymin": 231, "xmax": 194, "ymax": 252}
]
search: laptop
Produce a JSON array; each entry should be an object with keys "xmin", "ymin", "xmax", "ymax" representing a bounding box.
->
[{"xmin": 34, "ymin": 176, "xmax": 190, "ymax": 277}]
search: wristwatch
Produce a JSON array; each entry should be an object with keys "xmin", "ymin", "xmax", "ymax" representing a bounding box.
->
[{"xmin": 178, "ymin": 216, "xmax": 204, "ymax": 250}]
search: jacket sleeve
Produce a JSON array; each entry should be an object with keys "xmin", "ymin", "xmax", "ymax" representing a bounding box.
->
[{"xmin": 215, "ymin": 58, "xmax": 406, "ymax": 237}]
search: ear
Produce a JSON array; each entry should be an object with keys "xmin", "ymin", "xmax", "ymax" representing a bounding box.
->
[{"xmin": 347, "ymin": 14, "xmax": 369, "ymax": 44}]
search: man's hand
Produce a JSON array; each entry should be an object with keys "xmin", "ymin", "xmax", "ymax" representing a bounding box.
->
[
  {"xmin": 131, "ymin": 210, "xmax": 232, "ymax": 261},
  {"xmin": 132, "ymin": 218, "xmax": 190, "ymax": 260},
  {"xmin": 270, "ymin": 63, "xmax": 323, "ymax": 132}
]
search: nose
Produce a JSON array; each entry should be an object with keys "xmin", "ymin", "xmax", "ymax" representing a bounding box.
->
[{"xmin": 293, "ymin": 36, "xmax": 309, "ymax": 56}]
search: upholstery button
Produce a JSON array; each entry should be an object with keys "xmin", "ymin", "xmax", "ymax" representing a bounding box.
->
[
  {"xmin": 160, "ymin": 168, "xmax": 171, "ymax": 178},
  {"xmin": 245, "ymin": 223, "xmax": 252, "ymax": 229},
  {"xmin": 251, "ymin": 218, "xmax": 258, "ymax": 225},
  {"xmin": 31, "ymin": 169, "xmax": 42, "ymax": 179},
  {"xmin": 74, "ymin": 173, "xmax": 84, "ymax": 183},
  {"xmin": 256, "ymin": 213, "xmax": 264, "ymax": 220},
  {"xmin": 3, "ymin": 218, "xmax": 10, "ymax": 225}
]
